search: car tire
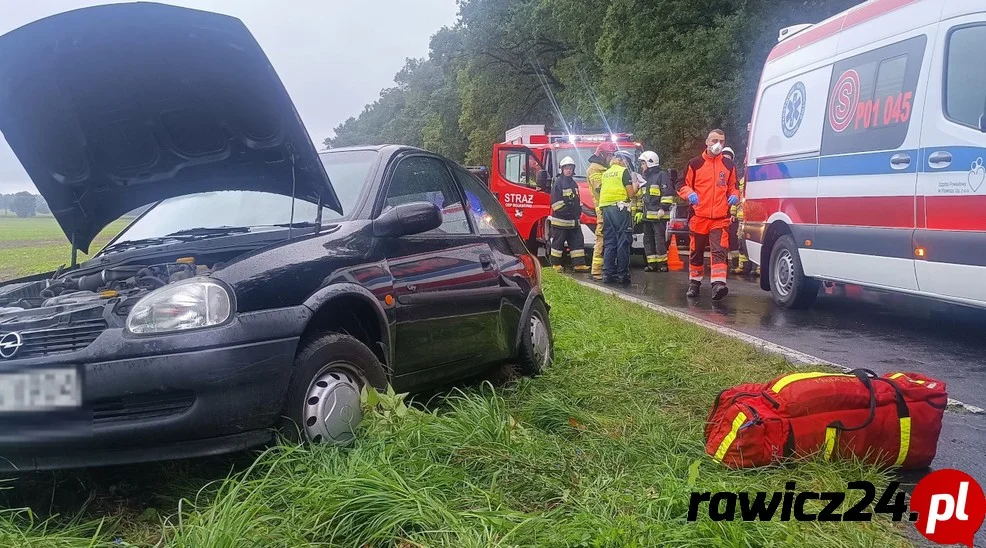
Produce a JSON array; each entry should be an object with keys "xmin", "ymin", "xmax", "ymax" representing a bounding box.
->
[
  {"xmin": 516, "ymin": 298, "xmax": 554, "ymax": 376},
  {"xmin": 281, "ymin": 333, "xmax": 387, "ymax": 445},
  {"xmin": 769, "ymin": 234, "xmax": 819, "ymax": 309}
]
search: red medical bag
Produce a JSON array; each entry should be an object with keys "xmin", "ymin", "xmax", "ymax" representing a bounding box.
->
[{"xmin": 704, "ymin": 369, "xmax": 947, "ymax": 470}]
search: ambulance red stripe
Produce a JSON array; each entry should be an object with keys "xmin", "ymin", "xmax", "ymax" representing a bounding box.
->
[
  {"xmin": 745, "ymin": 196, "xmax": 986, "ymax": 232},
  {"xmin": 767, "ymin": 0, "xmax": 918, "ymax": 63}
]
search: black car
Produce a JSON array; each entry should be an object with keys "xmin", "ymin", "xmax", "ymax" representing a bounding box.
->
[{"xmin": 0, "ymin": 4, "xmax": 552, "ymax": 471}]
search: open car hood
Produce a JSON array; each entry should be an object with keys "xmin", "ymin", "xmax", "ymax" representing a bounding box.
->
[{"xmin": 0, "ymin": 3, "xmax": 340, "ymax": 253}]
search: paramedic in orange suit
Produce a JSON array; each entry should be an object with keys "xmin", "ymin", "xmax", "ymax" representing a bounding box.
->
[{"xmin": 677, "ymin": 129, "xmax": 739, "ymax": 301}]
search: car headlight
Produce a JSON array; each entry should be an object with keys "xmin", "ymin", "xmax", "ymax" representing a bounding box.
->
[{"xmin": 126, "ymin": 279, "xmax": 233, "ymax": 335}]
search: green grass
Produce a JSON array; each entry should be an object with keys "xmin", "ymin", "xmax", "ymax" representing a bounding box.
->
[
  {"xmin": 0, "ymin": 216, "xmax": 131, "ymax": 281},
  {"xmin": 0, "ymin": 272, "xmax": 910, "ymax": 546}
]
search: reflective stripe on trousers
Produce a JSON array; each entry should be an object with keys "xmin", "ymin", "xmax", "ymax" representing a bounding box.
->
[{"xmin": 689, "ymin": 225, "xmax": 729, "ymax": 283}]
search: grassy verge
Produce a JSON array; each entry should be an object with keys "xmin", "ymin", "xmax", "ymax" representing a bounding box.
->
[
  {"xmin": 0, "ymin": 271, "xmax": 908, "ymax": 547},
  {"xmin": 0, "ymin": 217, "xmax": 131, "ymax": 281}
]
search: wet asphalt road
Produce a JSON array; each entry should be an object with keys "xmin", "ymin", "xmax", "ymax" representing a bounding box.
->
[{"xmin": 570, "ymin": 260, "xmax": 986, "ymax": 543}]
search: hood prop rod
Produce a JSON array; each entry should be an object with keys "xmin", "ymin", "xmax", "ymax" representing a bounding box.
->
[
  {"xmin": 288, "ymin": 150, "xmax": 298, "ymax": 241},
  {"xmin": 70, "ymin": 232, "xmax": 78, "ymax": 268}
]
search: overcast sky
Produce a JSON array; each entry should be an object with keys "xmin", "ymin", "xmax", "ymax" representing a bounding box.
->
[{"xmin": 0, "ymin": 0, "xmax": 458, "ymax": 194}]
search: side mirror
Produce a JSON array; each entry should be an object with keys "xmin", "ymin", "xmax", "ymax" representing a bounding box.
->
[
  {"xmin": 373, "ymin": 201, "xmax": 442, "ymax": 238},
  {"xmin": 536, "ymin": 169, "xmax": 549, "ymax": 191}
]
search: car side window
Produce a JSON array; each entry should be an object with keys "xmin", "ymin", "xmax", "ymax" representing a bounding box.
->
[
  {"xmin": 453, "ymin": 167, "xmax": 517, "ymax": 236},
  {"xmin": 820, "ymin": 34, "xmax": 927, "ymax": 155},
  {"xmin": 384, "ymin": 156, "xmax": 470, "ymax": 235},
  {"xmin": 944, "ymin": 25, "xmax": 986, "ymax": 130}
]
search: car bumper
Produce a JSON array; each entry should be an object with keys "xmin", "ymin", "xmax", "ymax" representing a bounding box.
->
[{"xmin": 0, "ymin": 306, "xmax": 308, "ymax": 472}]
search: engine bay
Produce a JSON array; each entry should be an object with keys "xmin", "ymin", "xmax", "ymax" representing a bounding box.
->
[{"xmin": 0, "ymin": 258, "xmax": 222, "ymax": 313}]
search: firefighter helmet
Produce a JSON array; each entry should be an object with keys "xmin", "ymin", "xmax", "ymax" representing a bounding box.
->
[
  {"xmin": 612, "ymin": 150, "xmax": 634, "ymax": 165},
  {"xmin": 595, "ymin": 141, "xmax": 618, "ymax": 154},
  {"xmin": 638, "ymin": 151, "xmax": 660, "ymax": 168},
  {"xmin": 559, "ymin": 156, "xmax": 576, "ymax": 168}
]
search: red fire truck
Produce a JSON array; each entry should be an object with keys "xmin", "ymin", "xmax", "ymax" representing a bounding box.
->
[{"xmin": 487, "ymin": 125, "xmax": 647, "ymax": 259}]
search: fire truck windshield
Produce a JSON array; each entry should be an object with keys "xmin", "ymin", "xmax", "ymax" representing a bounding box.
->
[{"xmin": 552, "ymin": 145, "xmax": 641, "ymax": 179}]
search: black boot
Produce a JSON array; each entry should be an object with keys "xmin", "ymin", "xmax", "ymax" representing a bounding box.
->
[
  {"xmin": 712, "ymin": 282, "xmax": 729, "ymax": 301},
  {"xmin": 657, "ymin": 263, "xmax": 669, "ymax": 273},
  {"xmin": 643, "ymin": 265, "xmax": 657, "ymax": 272},
  {"xmin": 686, "ymin": 280, "xmax": 701, "ymax": 298}
]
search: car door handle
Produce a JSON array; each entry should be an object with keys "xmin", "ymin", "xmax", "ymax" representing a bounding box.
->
[
  {"xmin": 928, "ymin": 151, "xmax": 952, "ymax": 169},
  {"xmin": 479, "ymin": 253, "xmax": 494, "ymax": 271},
  {"xmin": 890, "ymin": 153, "xmax": 911, "ymax": 170}
]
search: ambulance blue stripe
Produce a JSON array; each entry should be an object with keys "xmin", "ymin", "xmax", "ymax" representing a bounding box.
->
[
  {"xmin": 747, "ymin": 158, "xmax": 817, "ymax": 181},
  {"xmin": 819, "ymin": 149, "xmax": 919, "ymax": 176},
  {"xmin": 747, "ymin": 146, "xmax": 986, "ymax": 181}
]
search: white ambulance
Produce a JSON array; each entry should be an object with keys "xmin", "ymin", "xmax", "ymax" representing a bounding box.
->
[{"xmin": 744, "ymin": 0, "xmax": 986, "ymax": 309}]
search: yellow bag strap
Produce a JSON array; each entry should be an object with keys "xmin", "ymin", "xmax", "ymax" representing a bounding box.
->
[
  {"xmin": 876, "ymin": 376, "xmax": 913, "ymax": 467},
  {"xmin": 769, "ymin": 372, "xmax": 854, "ymax": 393},
  {"xmin": 712, "ymin": 411, "xmax": 748, "ymax": 463}
]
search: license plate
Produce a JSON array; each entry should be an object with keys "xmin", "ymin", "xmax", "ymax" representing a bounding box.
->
[{"xmin": 0, "ymin": 368, "xmax": 81, "ymax": 412}]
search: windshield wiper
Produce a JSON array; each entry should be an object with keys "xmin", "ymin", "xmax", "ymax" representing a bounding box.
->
[
  {"xmin": 165, "ymin": 226, "xmax": 251, "ymax": 237},
  {"xmin": 267, "ymin": 221, "xmax": 319, "ymax": 228},
  {"xmin": 100, "ymin": 237, "xmax": 183, "ymax": 254}
]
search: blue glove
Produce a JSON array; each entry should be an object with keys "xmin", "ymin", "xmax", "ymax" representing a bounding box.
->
[
  {"xmin": 728, "ymin": 195, "xmax": 739, "ymax": 206},
  {"xmin": 688, "ymin": 192, "xmax": 699, "ymax": 205}
]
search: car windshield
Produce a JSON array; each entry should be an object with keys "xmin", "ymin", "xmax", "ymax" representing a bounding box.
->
[
  {"xmin": 103, "ymin": 150, "xmax": 376, "ymax": 250},
  {"xmin": 552, "ymin": 145, "xmax": 641, "ymax": 178}
]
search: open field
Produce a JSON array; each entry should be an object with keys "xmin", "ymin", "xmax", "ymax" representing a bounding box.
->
[
  {"xmin": 0, "ymin": 216, "xmax": 131, "ymax": 282},
  {"xmin": 0, "ymin": 272, "xmax": 907, "ymax": 547}
]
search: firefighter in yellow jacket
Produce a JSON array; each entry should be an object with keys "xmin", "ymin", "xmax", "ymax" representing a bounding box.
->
[{"xmin": 587, "ymin": 142, "xmax": 617, "ymax": 280}]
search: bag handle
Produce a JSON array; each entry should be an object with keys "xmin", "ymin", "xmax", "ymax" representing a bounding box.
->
[
  {"xmin": 872, "ymin": 376, "xmax": 912, "ymax": 467},
  {"xmin": 823, "ymin": 369, "xmax": 878, "ymax": 460}
]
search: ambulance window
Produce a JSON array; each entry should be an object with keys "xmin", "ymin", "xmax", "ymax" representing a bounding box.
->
[
  {"xmin": 944, "ymin": 25, "xmax": 986, "ymax": 130},
  {"xmin": 820, "ymin": 34, "xmax": 927, "ymax": 155},
  {"xmin": 874, "ymin": 56, "xmax": 907, "ymax": 99}
]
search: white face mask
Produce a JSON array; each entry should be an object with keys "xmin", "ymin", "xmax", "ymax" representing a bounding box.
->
[{"xmin": 709, "ymin": 142, "xmax": 723, "ymax": 156}]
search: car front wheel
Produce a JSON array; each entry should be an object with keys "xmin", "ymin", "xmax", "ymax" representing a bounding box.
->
[
  {"xmin": 516, "ymin": 299, "xmax": 553, "ymax": 376},
  {"xmin": 769, "ymin": 234, "xmax": 819, "ymax": 309},
  {"xmin": 283, "ymin": 333, "xmax": 387, "ymax": 444}
]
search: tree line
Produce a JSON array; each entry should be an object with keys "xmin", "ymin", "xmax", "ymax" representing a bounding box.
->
[
  {"xmin": 0, "ymin": 192, "xmax": 49, "ymax": 218},
  {"xmin": 325, "ymin": 0, "xmax": 857, "ymax": 170}
]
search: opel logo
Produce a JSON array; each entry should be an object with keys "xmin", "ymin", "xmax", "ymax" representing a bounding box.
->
[{"xmin": 0, "ymin": 332, "xmax": 23, "ymax": 359}]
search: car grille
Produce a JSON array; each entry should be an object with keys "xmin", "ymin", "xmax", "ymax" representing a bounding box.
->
[
  {"xmin": 92, "ymin": 391, "xmax": 195, "ymax": 425},
  {"xmin": 1, "ymin": 319, "xmax": 107, "ymax": 360}
]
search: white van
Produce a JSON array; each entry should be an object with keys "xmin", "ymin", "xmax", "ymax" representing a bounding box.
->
[{"xmin": 744, "ymin": 0, "xmax": 986, "ymax": 309}]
